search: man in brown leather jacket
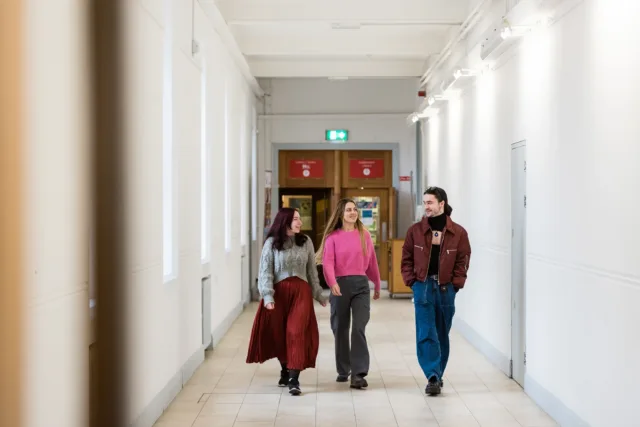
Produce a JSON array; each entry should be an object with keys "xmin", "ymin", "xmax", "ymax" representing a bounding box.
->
[{"xmin": 401, "ymin": 187, "xmax": 471, "ymax": 396}]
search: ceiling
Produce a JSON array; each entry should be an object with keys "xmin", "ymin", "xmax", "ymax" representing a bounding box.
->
[{"xmin": 212, "ymin": 0, "xmax": 473, "ymax": 78}]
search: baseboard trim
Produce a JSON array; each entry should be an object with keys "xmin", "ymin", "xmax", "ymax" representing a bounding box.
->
[
  {"xmin": 212, "ymin": 300, "xmax": 245, "ymax": 347},
  {"xmin": 130, "ymin": 345, "xmax": 205, "ymax": 427},
  {"xmin": 453, "ymin": 317, "xmax": 511, "ymax": 376},
  {"xmin": 525, "ymin": 374, "xmax": 590, "ymax": 427}
]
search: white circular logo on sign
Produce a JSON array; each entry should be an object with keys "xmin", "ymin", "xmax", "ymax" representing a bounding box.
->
[
  {"xmin": 363, "ymin": 168, "xmax": 371, "ymax": 176},
  {"xmin": 303, "ymin": 170, "xmax": 310, "ymax": 177}
]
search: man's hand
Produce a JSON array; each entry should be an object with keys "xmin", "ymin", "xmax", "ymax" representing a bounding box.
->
[
  {"xmin": 266, "ymin": 303, "xmax": 275, "ymax": 310},
  {"xmin": 373, "ymin": 290, "xmax": 381, "ymax": 300},
  {"xmin": 320, "ymin": 300, "xmax": 328, "ymax": 307},
  {"xmin": 330, "ymin": 284, "xmax": 342, "ymax": 296}
]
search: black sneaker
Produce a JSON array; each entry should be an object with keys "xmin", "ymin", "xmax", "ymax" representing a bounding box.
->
[
  {"xmin": 288, "ymin": 378, "xmax": 301, "ymax": 396},
  {"xmin": 336, "ymin": 374, "xmax": 349, "ymax": 383},
  {"xmin": 350, "ymin": 376, "xmax": 367, "ymax": 390},
  {"xmin": 278, "ymin": 369, "xmax": 288, "ymax": 387},
  {"xmin": 425, "ymin": 377, "xmax": 441, "ymax": 396}
]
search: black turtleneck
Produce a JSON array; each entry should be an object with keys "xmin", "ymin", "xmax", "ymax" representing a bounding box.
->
[{"xmin": 427, "ymin": 214, "xmax": 447, "ymax": 276}]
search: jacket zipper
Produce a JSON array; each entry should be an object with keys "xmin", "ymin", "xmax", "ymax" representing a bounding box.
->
[
  {"xmin": 438, "ymin": 229, "xmax": 446, "ymax": 285},
  {"xmin": 424, "ymin": 233, "xmax": 432, "ymax": 283}
]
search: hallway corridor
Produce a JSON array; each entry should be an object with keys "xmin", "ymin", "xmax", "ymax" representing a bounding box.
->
[{"xmin": 153, "ymin": 293, "xmax": 557, "ymax": 427}]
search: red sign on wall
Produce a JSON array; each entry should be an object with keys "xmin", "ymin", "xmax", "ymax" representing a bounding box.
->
[
  {"xmin": 349, "ymin": 159, "xmax": 385, "ymax": 179},
  {"xmin": 289, "ymin": 159, "xmax": 325, "ymax": 179}
]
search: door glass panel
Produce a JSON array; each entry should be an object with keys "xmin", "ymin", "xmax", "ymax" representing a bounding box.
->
[
  {"xmin": 281, "ymin": 195, "xmax": 313, "ymax": 231},
  {"xmin": 353, "ymin": 196, "xmax": 381, "ymax": 262},
  {"xmin": 315, "ymin": 196, "xmax": 329, "ymax": 249}
]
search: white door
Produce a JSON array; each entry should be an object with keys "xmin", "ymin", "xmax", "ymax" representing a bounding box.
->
[{"xmin": 511, "ymin": 141, "xmax": 527, "ymax": 386}]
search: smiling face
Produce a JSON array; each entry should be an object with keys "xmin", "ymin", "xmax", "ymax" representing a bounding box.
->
[
  {"xmin": 423, "ymin": 193, "xmax": 444, "ymax": 218},
  {"xmin": 342, "ymin": 202, "xmax": 358, "ymax": 226},
  {"xmin": 288, "ymin": 210, "xmax": 302, "ymax": 234}
]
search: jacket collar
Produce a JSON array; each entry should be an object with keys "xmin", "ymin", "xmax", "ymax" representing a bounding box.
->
[{"xmin": 419, "ymin": 215, "xmax": 456, "ymax": 235}]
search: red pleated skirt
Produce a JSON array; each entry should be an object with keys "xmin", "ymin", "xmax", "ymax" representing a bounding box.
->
[{"xmin": 246, "ymin": 276, "xmax": 320, "ymax": 370}]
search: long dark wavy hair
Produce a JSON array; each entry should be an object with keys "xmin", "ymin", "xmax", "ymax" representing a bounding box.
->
[{"xmin": 265, "ymin": 207, "xmax": 308, "ymax": 251}]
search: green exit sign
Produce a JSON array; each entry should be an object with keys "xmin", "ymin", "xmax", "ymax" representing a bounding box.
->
[{"xmin": 325, "ymin": 129, "xmax": 348, "ymax": 142}]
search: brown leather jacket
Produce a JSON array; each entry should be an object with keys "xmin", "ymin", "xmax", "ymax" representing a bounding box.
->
[{"xmin": 401, "ymin": 215, "xmax": 471, "ymax": 289}]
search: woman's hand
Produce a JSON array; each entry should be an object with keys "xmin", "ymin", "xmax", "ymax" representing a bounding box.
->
[
  {"xmin": 266, "ymin": 303, "xmax": 275, "ymax": 310},
  {"xmin": 330, "ymin": 284, "xmax": 342, "ymax": 296},
  {"xmin": 373, "ymin": 290, "xmax": 381, "ymax": 300}
]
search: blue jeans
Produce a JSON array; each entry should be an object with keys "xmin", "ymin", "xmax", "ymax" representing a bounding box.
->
[{"xmin": 412, "ymin": 278, "xmax": 456, "ymax": 381}]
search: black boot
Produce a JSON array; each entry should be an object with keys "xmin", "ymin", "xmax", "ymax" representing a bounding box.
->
[
  {"xmin": 278, "ymin": 362, "xmax": 288, "ymax": 387},
  {"xmin": 288, "ymin": 369, "xmax": 301, "ymax": 396},
  {"xmin": 425, "ymin": 377, "xmax": 441, "ymax": 396}
]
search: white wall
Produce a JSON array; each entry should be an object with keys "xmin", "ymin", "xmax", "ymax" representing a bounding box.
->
[
  {"xmin": 423, "ymin": 1, "xmax": 640, "ymax": 425},
  {"xmin": 24, "ymin": 2, "xmax": 90, "ymax": 426},
  {"xmin": 122, "ymin": 1, "xmax": 256, "ymax": 424},
  {"xmin": 22, "ymin": 1, "xmax": 256, "ymax": 426},
  {"xmin": 254, "ymin": 78, "xmax": 421, "ymax": 286}
]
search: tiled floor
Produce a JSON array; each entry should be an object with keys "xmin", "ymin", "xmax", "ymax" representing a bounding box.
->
[{"xmin": 153, "ymin": 291, "xmax": 558, "ymax": 427}]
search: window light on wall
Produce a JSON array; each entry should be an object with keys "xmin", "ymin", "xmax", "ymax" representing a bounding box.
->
[
  {"xmin": 162, "ymin": 0, "xmax": 177, "ymax": 280},
  {"xmin": 223, "ymin": 78, "xmax": 231, "ymax": 253},
  {"xmin": 201, "ymin": 60, "xmax": 210, "ymax": 263},
  {"xmin": 240, "ymin": 100, "xmax": 249, "ymax": 247}
]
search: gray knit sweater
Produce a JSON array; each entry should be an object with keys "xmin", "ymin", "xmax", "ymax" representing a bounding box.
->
[{"xmin": 258, "ymin": 236, "xmax": 327, "ymax": 307}]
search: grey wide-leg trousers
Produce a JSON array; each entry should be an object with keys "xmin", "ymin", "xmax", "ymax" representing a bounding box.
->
[{"xmin": 330, "ymin": 275, "xmax": 371, "ymax": 378}]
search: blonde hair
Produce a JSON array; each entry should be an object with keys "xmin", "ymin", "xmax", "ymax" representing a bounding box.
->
[{"xmin": 315, "ymin": 198, "xmax": 368, "ymax": 265}]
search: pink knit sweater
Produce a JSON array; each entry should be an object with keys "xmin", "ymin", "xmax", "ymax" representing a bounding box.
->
[{"xmin": 321, "ymin": 229, "xmax": 381, "ymax": 292}]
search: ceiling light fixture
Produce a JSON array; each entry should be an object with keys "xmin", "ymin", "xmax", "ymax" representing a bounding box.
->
[{"xmin": 331, "ymin": 23, "xmax": 361, "ymax": 30}]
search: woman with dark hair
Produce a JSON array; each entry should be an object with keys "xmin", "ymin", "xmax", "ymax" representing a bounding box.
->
[
  {"xmin": 317, "ymin": 198, "xmax": 380, "ymax": 389},
  {"xmin": 246, "ymin": 208, "xmax": 328, "ymax": 396}
]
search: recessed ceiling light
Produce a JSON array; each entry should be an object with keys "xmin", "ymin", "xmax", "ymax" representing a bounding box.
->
[{"xmin": 331, "ymin": 23, "xmax": 361, "ymax": 30}]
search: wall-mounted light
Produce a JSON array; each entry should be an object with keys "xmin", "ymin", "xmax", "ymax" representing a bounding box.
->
[
  {"xmin": 428, "ymin": 94, "xmax": 447, "ymax": 106},
  {"xmin": 453, "ymin": 68, "xmax": 480, "ymax": 79},
  {"xmin": 480, "ymin": 0, "xmax": 559, "ymax": 62},
  {"xmin": 418, "ymin": 107, "xmax": 440, "ymax": 119},
  {"xmin": 406, "ymin": 113, "xmax": 420, "ymax": 125},
  {"xmin": 501, "ymin": 25, "xmax": 531, "ymax": 39}
]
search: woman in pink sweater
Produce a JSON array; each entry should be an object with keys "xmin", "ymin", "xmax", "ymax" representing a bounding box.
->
[{"xmin": 316, "ymin": 198, "xmax": 381, "ymax": 389}]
